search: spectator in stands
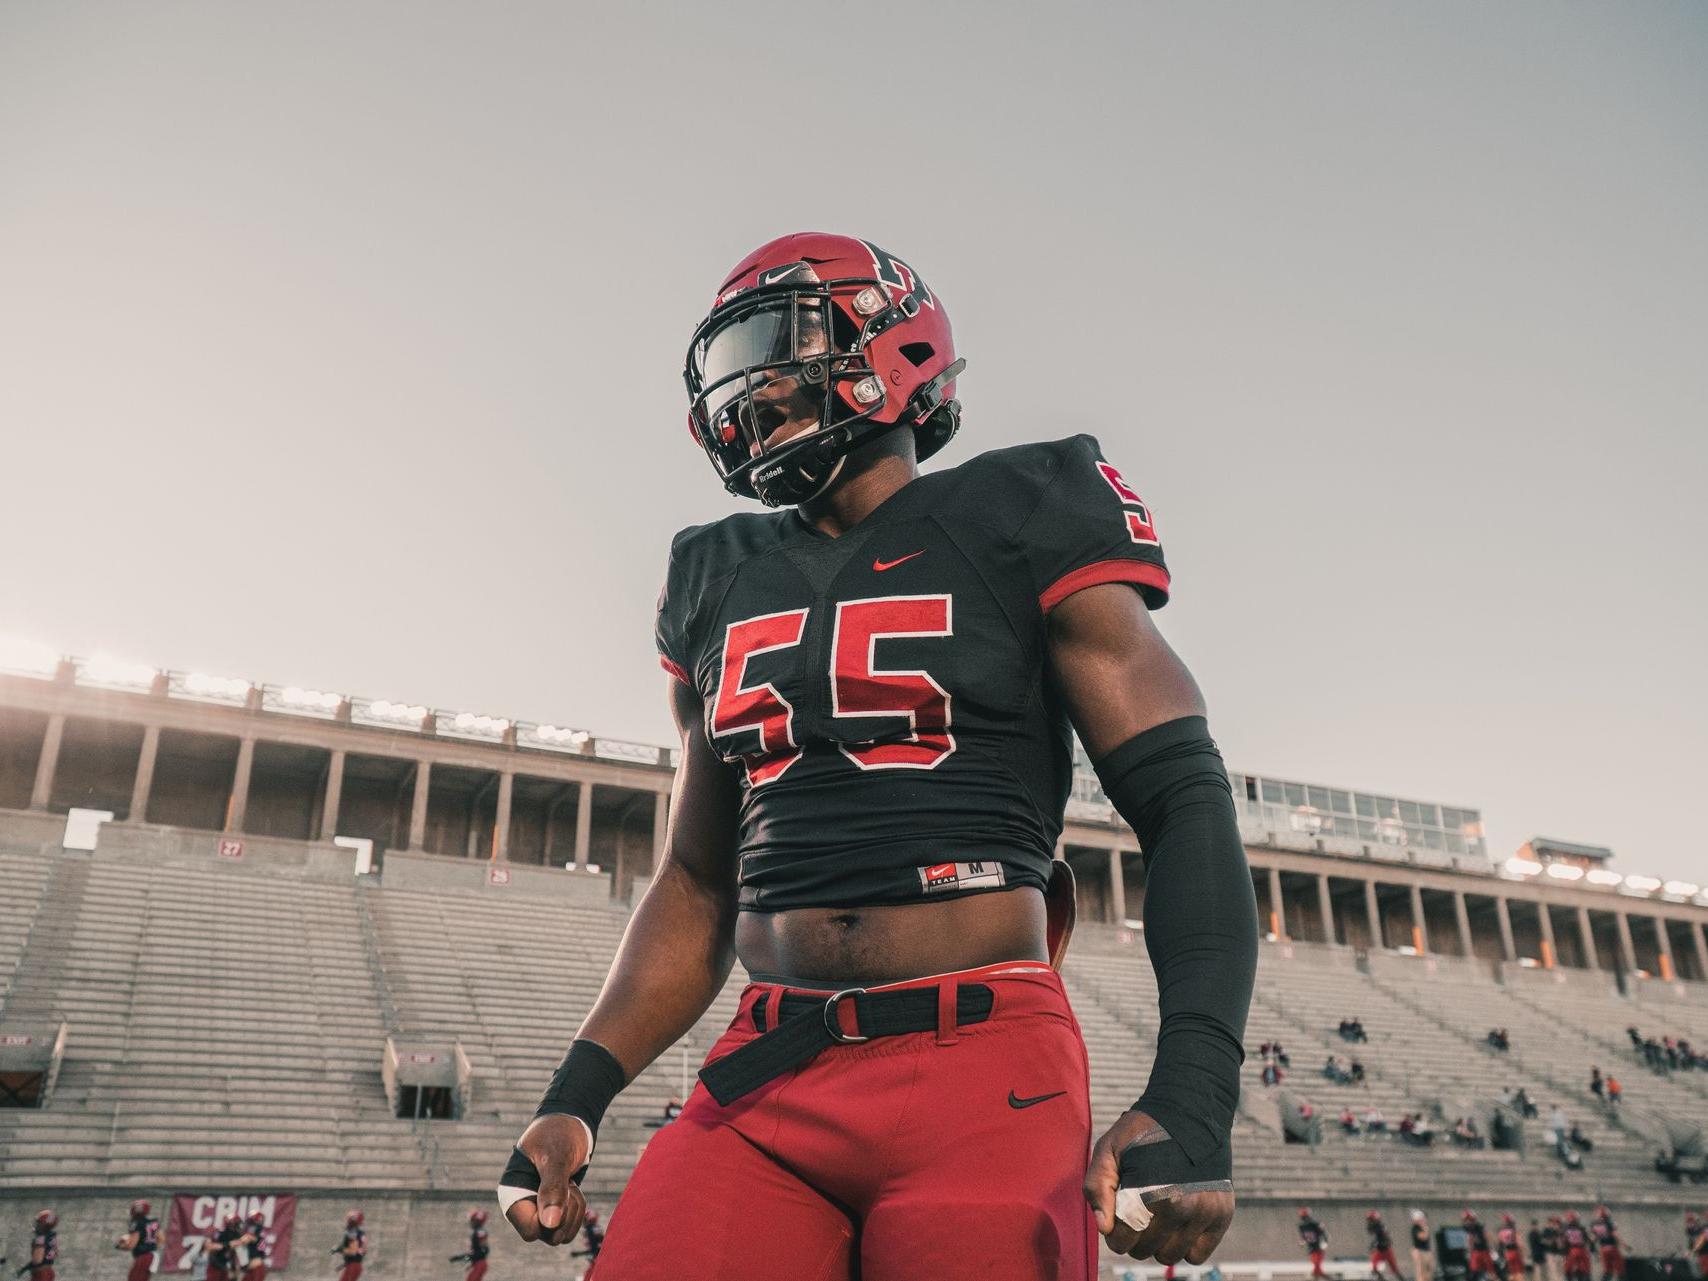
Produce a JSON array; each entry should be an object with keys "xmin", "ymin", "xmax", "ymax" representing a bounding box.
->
[
  {"xmin": 449, "ymin": 1208, "xmax": 490, "ymax": 1281},
  {"xmin": 1510, "ymin": 1086, "xmax": 1539, "ymax": 1118},
  {"xmin": 115, "ymin": 1200, "xmax": 159, "ymax": 1281},
  {"xmin": 1452, "ymin": 1116, "xmax": 1485, "ymax": 1149},
  {"xmin": 1487, "ymin": 1027, "xmax": 1510, "ymax": 1052},
  {"xmin": 1410, "ymin": 1210, "xmax": 1434, "ymax": 1281},
  {"xmin": 1549, "ymin": 1105, "xmax": 1569, "ymax": 1147},
  {"xmin": 1568, "ymin": 1122, "xmax": 1594, "ymax": 1153},
  {"xmin": 23, "ymin": 1209, "xmax": 57, "ymax": 1281},
  {"xmin": 1590, "ymin": 1206, "xmax": 1623, "ymax": 1281},
  {"xmin": 1340, "ymin": 1017, "xmax": 1369, "ymax": 1043},
  {"xmin": 1498, "ymin": 1215, "xmax": 1526, "ymax": 1281},
  {"xmin": 1589, "ymin": 1066, "xmax": 1603, "ymax": 1099},
  {"xmin": 1625, "ymin": 1026, "xmax": 1641, "ymax": 1050},
  {"xmin": 1274, "ymin": 1040, "xmax": 1291, "ymax": 1068},
  {"xmin": 1261, "ymin": 1058, "xmax": 1283, "ymax": 1087},
  {"xmin": 237, "ymin": 1210, "xmax": 269, "ymax": 1281},
  {"xmin": 1323, "ymin": 1054, "xmax": 1351, "ymax": 1085},
  {"xmin": 1365, "ymin": 1104, "xmax": 1388, "ymax": 1133},
  {"xmin": 1351, "ymin": 1058, "xmax": 1367, "ymax": 1085},
  {"xmin": 1298, "ymin": 1208, "xmax": 1329, "ymax": 1281},
  {"xmin": 1340, "ymin": 1107, "xmax": 1361, "ymax": 1135},
  {"xmin": 1369, "ymin": 1211, "xmax": 1401, "ymax": 1280},
  {"xmin": 1561, "ymin": 1212, "xmax": 1593, "ymax": 1281},
  {"xmin": 1464, "ymin": 1211, "xmax": 1496, "ymax": 1281},
  {"xmin": 1398, "ymin": 1113, "xmax": 1434, "ymax": 1147},
  {"xmin": 1604, "ymin": 1075, "xmax": 1622, "ymax": 1107},
  {"xmin": 332, "ymin": 1210, "xmax": 366, "ymax": 1281}
]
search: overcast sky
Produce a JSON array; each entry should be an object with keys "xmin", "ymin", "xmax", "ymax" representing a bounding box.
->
[{"xmin": 1, "ymin": 2, "xmax": 1703, "ymax": 885}]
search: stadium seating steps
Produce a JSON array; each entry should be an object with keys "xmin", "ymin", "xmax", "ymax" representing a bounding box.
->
[{"xmin": 1, "ymin": 845, "xmax": 1704, "ymax": 1208}]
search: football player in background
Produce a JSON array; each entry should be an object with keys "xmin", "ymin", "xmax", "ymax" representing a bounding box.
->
[
  {"xmin": 1300, "ymin": 1208, "xmax": 1330, "ymax": 1280},
  {"xmin": 236, "ymin": 1209, "xmax": 270, "ymax": 1281},
  {"xmin": 19, "ymin": 1210, "xmax": 57, "ymax": 1281},
  {"xmin": 114, "ymin": 1201, "xmax": 158, "ymax": 1281},
  {"xmin": 448, "ymin": 1209, "xmax": 490, "ymax": 1281},
  {"xmin": 331, "ymin": 1211, "xmax": 365, "ymax": 1281},
  {"xmin": 499, "ymin": 232, "xmax": 1258, "ymax": 1279}
]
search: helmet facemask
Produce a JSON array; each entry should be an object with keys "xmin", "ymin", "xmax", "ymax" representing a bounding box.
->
[{"xmin": 685, "ymin": 274, "xmax": 900, "ymax": 507}]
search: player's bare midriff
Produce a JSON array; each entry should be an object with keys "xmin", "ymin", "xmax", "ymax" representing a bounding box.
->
[{"xmin": 733, "ymin": 883, "xmax": 1049, "ymax": 985}]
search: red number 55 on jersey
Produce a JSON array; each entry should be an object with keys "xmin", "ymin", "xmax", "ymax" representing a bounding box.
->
[{"xmin": 710, "ymin": 595, "xmax": 955, "ymax": 785}]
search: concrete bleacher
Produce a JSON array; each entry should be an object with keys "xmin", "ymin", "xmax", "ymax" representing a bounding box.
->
[{"xmin": 3, "ymin": 841, "xmax": 1706, "ymax": 1224}]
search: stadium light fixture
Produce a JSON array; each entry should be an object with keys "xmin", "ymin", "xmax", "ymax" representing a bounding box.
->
[
  {"xmin": 278, "ymin": 686, "xmax": 343, "ymax": 712},
  {"xmin": 78, "ymin": 655, "xmax": 158, "ymax": 690},
  {"xmin": 1663, "ymin": 880, "xmax": 1700, "ymax": 897},
  {"xmin": 526, "ymin": 724, "xmax": 592, "ymax": 750},
  {"xmin": 1584, "ymin": 869, "xmax": 1623, "ymax": 886},
  {"xmin": 1623, "ymin": 874, "xmax": 1662, "ymax": 892},
  {"xmin": 440, "ymin": 710, "xmax": 509, "ymax": 741},
  {"xmin": 1545, "ymin": 863, "xmax": 1584, "ymax": 880},
  {"xmin": 0, "ymin": 637, "xmax": 62, "ymax": 679},
  {"xmin": 367, "ymin": 699, "xmax": 429, "ymax": 724},
  {"xmin": 1503, "ymin": 857, "xmax": 1543, "ymax": 876}
]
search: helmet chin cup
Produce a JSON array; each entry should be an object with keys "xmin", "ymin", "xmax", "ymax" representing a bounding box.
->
[{"xmin": 746, "ymin": 429, "xmax": 849, "ymax": 508}]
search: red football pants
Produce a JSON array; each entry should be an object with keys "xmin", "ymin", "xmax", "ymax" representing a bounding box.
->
[
  {"xmin": 338, "ymin": 1264, "xmax": 363, "ymax": 1281},
  {"xmin": 1600, "ymin": 1247, "xmax": 1624, "ymax": 1278},
  {"xmin": 244, "ymin": 1264, "xmax": 267, "ymax": 1281},
  {"xmin": 465, "ymin": 1263, "xmax": 487, "ymax": 1281},
  {"xmin": 127, "ymin": 1256, "xmax": 154, "ymax": 1281},
  {"xmin": 1373, "ymin": 1248, "xmax": 1400, "ymax": 1274},
  {"xmin": 595, "ymin": 960, "xmax": 1097, "ymax": 1280}
]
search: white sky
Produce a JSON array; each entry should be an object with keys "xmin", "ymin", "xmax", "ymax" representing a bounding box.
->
[{"xmin": 1, "ymin": 2, "xmax": 1704, "ymax": 884}]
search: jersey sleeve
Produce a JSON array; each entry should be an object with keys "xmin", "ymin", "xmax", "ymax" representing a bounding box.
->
[
  {"xmin": 654, "ymin": 528, "xmax": 699, "ymax": 685},
  {"xmin": 1015, "ymin": 434, "xmax": 1171, "ymax": 612}
]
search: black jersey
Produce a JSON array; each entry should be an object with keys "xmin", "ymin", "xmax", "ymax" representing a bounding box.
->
[
  {"xmin": 468, "ymin": 1226, "xmax": 489, "ymax": 1262},
  {"xmin": 132, "ymin": 1215, "xmax": 160, "ymax": 1257},
  {"xmin": 1414, "ymin": 1223, "xmax": 1432, "ymax": 1251},
  {"xmin": 1370, "ymin": 1221, "xmax": 1393, "ymax": 1251},
  {"xmin": 1300, "ymin": 1219, "xmax": 1327, "ymax": 1250},
  {"xmin": 655, "ymin": 434, "xmax": 1170, "ymax": 911}
]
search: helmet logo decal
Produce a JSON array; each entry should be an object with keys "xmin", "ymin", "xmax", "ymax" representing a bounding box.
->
[{"xmin": 860, "ymin": 240, "xmax": 935, "ymax": 310}]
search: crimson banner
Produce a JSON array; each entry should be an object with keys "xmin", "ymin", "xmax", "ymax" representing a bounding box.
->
[{"xmin": 163, "ymin": 1193, "xmax": 297, "ymax": 1272}]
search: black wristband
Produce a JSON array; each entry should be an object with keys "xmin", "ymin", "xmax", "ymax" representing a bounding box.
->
[
  {"xmin": 1117, "ymin": 1130, "xmax": 1233, "ymax": 1188},
  {"xmin": 536, "ymin": 1038, "xmax": 628, "ymax": 1135}
]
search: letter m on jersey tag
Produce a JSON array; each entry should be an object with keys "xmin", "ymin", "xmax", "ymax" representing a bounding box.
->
[{"xmin": 1095, "ymin": 460, "xmax": 1159, "ymax": 547}]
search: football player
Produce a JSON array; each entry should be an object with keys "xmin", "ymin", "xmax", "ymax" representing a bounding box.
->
[
  {"xmin": 448, "ymin": 1209, "xmax": 490, "ymax": 1281},
  {"xmin": 498, "ymin": 232, "xmax": 1257, "ymax": 1278},
  {"xmin": 114, "ymin": 1200, "xmax": 159, "ymax": 1281},
  {"xmin": 22, "ymin": 1210, "xmax": 57, "ymax": 1281},
  {"xmin": 332, "ymin": 1211, "xmax": 366, "ymax": 1281}
]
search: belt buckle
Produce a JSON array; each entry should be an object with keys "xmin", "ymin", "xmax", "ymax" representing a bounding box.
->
[{"xmin": 822, "ymin": 987, "xmax": 869, "ymax": 1044}]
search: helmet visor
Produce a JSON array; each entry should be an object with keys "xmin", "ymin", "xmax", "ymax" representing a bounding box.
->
[{"xmin": 690, "ymin": 295, "xmax": 835, "ymax": 479}]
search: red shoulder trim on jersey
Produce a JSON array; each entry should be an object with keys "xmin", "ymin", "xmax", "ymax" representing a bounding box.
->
[
  {"xmin": 1039, "ymin": 559, "xmax": 1171, "ymax": 613},
  {"xmin": 659, "ymin": 654, "xmax": 691, "ymax": 685}
]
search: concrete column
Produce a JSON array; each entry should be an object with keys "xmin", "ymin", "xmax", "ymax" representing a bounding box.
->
[
  {"xmin": 1494, "ymin": 897, "xmax": 1517, "ymax": 962},
  {"xmin": 1317, "ymin": 875, "xmax": 1338, "ymax": 946},
  {"xmin": 320, "ymin": 749, "xmax": 345, "ymax": 841},
  {"xmin": 1267, "ymin": 866, "xmax": 1286, "ymax": 939},
  {"xmin": 1538, "ymin": 902, "xmax": 1557, "ymax": 968},
  {"xmin": 493, "ymin": 771, "xmax": 514, "ymax": 861},
  {"xmin": 1364, "ymin": 880, "xmax": 1383, "ymax": 951},
  {"xmin": 128, "ymin": 725, "xmax": 161, "ymax": 823},
  {"xmin": 1693, "ymin": 922, "xmax": 1708, "ymax": 984},
  {"xmin": 1454, "ymin": 892, "xmax": 1474, "ymax": 959},
  {"xmin": 1652, "ymin": 917, "xmax": 1675, "ymax": 981},
  {"xmin": 408, "ymin": 760, "xmax": 432, "ymax": 851},
  {"xmin": 1615, "ymin": 912, "xmax": 1639, "ymax": 976},
  {"xmin": 29, "ymin": 713, "xmax": 66, "ymax": 811},
  {"xmin": 1408, "ymin": 883, "xmax": 1429, "ymax": 954},
  {"xmin": 652, "ymin": 791, "xmax": 670, "ymax": 864},
  {"xmin": 1575, "ymin": 907, "xmax": 1598, "ymax": 971},
  {"xmin": 572, "ymin": 780, "xmax": 593, "ymax": 870},
  {"xmin": 1109, "ymin": 849, "xmax": 1128, "ymax": 924},
  {"xmin": 224, "ymin": 737, "xmax": 256, "ymax": 833}
]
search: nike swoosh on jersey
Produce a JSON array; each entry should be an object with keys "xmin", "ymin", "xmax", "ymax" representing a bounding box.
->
[
  {"xmin": 1007, "ymin": 1089, "xmax": 1068, "ymax": 1109},
  {"xmin": 872, "ymin": 550, "xmax": 926, "ymax": 572}
]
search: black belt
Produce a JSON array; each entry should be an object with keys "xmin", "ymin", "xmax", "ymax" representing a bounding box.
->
[{"xmin": 699, "ymin": 983, "xmax": 995, "ymax": 1106}]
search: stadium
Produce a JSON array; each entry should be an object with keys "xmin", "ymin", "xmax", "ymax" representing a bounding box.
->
[{"xmin": 2, "ymin": 648, "xmax": 1704, "ymax": 1277}]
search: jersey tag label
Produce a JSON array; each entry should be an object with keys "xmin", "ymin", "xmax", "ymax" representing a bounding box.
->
[{"xmin": 917, "ymin": 860, "xmax": 1006, "ymax": 894}]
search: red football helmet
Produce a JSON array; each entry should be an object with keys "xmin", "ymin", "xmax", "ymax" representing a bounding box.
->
[
  {"xmin": 468, "ymin": 1208, "xmax": 488, "ymax": 1226},
  {"xmin": 347, "ymin": 1209, "xmax": 364, "ymax": 1227},
  {"xmin": 684, "ymin": 232, "xmax": 964, "ymax": 507},
  {"xmin": 35, "ymin": 1210, "xmax": 57, "ymax": 1229},
  {"xmin": 130, "ymin": 1200, "xmax": 151, "ymax": 1218}
]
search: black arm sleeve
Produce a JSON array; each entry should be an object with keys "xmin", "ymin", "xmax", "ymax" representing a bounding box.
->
[{"xmin": 1093, "ymin": 715, "xmax": 1258, "ymax": 1174}]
